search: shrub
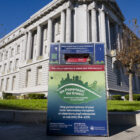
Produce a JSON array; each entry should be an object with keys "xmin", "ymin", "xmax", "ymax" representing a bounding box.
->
[
  {"xmin": 134, "ymin": 94, "xmax": 140, "ymax": 101},
  {"xmin": 2, "ymin": 92, "xmax": 16, "ymax": 99},
  {"xmin": 28, "ymin": 93, "xmax": 45, "ymax": 99},
  {"xmin": 125, "ymin": 94, "xmax": 140, "ymax": 101},
  {"xmin": 111, "ymin": 95, "xmax": 122, "ymax": 100},
  {"xmin": 16, "ymin": 94, "xmax": 29, "ymax": 99},
  {"xmin": 7, "ymin": 96, "xmax": 17, "ymax": 99},
  {"xmin": 125, "ymin": 95, "xmax": 129, "ymax": 100}
]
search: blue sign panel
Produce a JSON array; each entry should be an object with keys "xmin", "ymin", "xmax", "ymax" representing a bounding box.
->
[
  {"xmin": 95, "ymin": 44, "xmax": 105, "ymax": 64},
  {"xmin": 60, "ymin": 44, "xmax": 94, "ymax": 54},
  {"xmin": 50, "ymin": 44, "xmax": 59, "ymax": 64},
  {"xmin": 47, "ymin": 43, "xmax": 108, "ymax": 136}
]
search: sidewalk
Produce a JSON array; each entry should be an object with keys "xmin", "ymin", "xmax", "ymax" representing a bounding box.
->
[{"xmin": 0, "ymin": 123, "xmax": 140, "ymax": 140}]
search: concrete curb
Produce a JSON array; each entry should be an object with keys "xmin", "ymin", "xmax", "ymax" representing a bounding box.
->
[
  {"xmin": 0, "ymin": 110, "xmax": 140, "ymax": 126},
  {"xmin": 0, "ymin": 110, "xmax": 46, "ymax": 124},
  {"xmin": 109, "ymin": 111, "xmax": 140, "ymax": 126}
]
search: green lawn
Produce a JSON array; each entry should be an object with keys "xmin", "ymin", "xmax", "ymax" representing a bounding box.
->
[
  {"xmin": 107, "ymin": 100, "xmax": 140, "ymax": 112},
  {"xmin": 0, "ymin": 99, "xmax": 140, "ymax": 112},
  {"xmin": 0, "ymin": 99, "xmax": 47, "ymax": 111}
]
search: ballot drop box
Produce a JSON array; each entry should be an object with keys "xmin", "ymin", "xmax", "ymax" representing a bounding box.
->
[{"xmin": 47, "ymin": 43, "xmax": 108, "ymax": 136}]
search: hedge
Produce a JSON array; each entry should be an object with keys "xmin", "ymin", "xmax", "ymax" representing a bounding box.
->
[
  {"xmin": 125, "ymin": 94, "xmax": 140, "ymax": 101},
  {"xmin": 111, "ymin": 95, "xmax": 122, "ymax": 100},
  {"xmin": 2, "ymin": 92, "xmax": 16, "ymax": 99},
  {"xmin": 28, "ymin": 93, "xmax": 46, "ymax": 99}
]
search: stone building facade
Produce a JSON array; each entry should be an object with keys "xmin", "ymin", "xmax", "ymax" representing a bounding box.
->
[{"xmin": 0, "ymin": 0, "xmax": 140, "ymax": 97}]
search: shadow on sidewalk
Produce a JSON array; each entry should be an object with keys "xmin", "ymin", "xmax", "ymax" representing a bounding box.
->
[
  {"xmin": 109, "ymin": 125, "xmax": 135, "ymax": 136},
  {"xmin": 0, "ymin": 123, "xmax": 137, "ymax": 140}
]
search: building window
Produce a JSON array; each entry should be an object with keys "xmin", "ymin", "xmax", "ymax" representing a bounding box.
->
[
  {"xmin": 37, "ymin": 67, "xmax": 42, "ymax": 86},
  {"xmin": 5, "ymin": 51, "xmax": 8, "ymax": 60},
  {"xmin": 0, "ymin": 53, "xmax": 3, "ymax": 61},
  {"xmin": 6, "ymin": 78, "xmax": 10, "ymax": 90},
  {"xmin": 11, "ymin": 48, "xmax": 14, "ymax": 57},
  {"xmin": 114, "ymin": 61, "xmax": 122, "ymax": 86},
  {"xmin": 30, "ymin": 31, "xmax": 37, "ymax": 59},
  {"xmin": 45, "ymin": 45, "xmax": 47, "ymax": 54},
  {"xmin": 0, "ymin": 65, "xmax": 1, "ymax": 73},
  {"xmin": 110, "ymin": 22, "xmax": 117, "ymax": 50},
  {"xmin": 12, "ymin": 76, "xmax": 16, "ymax": 91},
  {"xmin": 0, "ymin": 79, "xmax": 4, "ymax": 91},
  {"xmin": 71, "ymin": 9, "xmax": 75, "ymax": 42},
  {"xmin": 17, "ymin": 45, "xmax": 20, "ymax": 54},
  {"xmin": 15, "ymin": 59, "xmax": 19, "ymax": 70},
  {"xmin": 0, "ymin": 53, "xmax": 1, "ymax": 61},
  {"xmin": 9, "ymin": 61, "xmax": 12, "ymax": 72},
  {"xmin": 26, "ymin": 69, "xmax": 31, "ymax": 87},
  {"xmin": 40, "ymin": 29, "xmax": 44, "ymax": 56},
  {"xmin": 33, "ymin": 31, "xmax": 37, "ymax": 46},
  {"xmin": 4, "ymin": 63, "xmax": 7, "ymax": 73},
  {"xmin": 54, "ymin": 18, "xmax": 61, "ymax": 36},
  {"xmin": 133, "ymin": 75, "xmax": 137, "ymax": 91},
  {"xmin": 4, "ymin": 52, "xmax": 6, "ymax": 60},
  {"xmin": 1, "ymin": 53, "xmax": 3, "ymax": 61},
  {"xmin": 43, "ymin": 25, "xmax": 48, "ymax": 41},
  {"xmin": 138, "ymin": 77, "xmax": 140, "ymax": 90},
  {"xmin": 58, "ymin": 22, "xmax": 61, "ymax": 35}
]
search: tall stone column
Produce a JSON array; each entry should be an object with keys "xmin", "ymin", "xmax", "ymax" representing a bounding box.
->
[
  {"xmin": 24, "ymin": 33, "xmax": 28, "ymax": 61},
  {"xmin": 117, "ymin": 25, "xmax": 122, "ymax": 51},
  {"xmin": 135, "ymin": 76, "xmax": 139, "ymax": 92},
  {"xmin": 26, "ymin": 31, "xmax": 32, "ymax": 61},
  {"xmin": 47, "ymin": 19, "xmax": 53, "ymax": 57},
  {"xmin": 91, "ymin": 2, "xmax": 97, "ymax": 42},
  {"xmin": 119, "ymin": 26, "xmax": 123, "ymax": 49},
  {"xmin": 99, "ymin": 5, "xmax": 109, "ymax": 94},
  {"xmin": 60, "ymin": 10, "xmax": 66, "ymax": 42},
  {"xmin": 36, "ymin": 25, "xmax": 42, "ymax": 58},
  {"xmin": 106, "ymin": 15, "xmax": 111, "ymax": 50},
  {"xmin": 66, "ymin": 7, "xmax": 72, "ymax": 42},
  {"xmin": 99, "ymin": 5, "xmax": 106, "ymax": 45},
  {"xmin": 115, "ymin": 24, "xmax": 119, "ymax": 50}
]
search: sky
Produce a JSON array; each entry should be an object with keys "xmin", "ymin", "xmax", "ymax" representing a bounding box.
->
[{"xmin": 0, "ymin": 0, "xmax": 140, "ymax": 39}]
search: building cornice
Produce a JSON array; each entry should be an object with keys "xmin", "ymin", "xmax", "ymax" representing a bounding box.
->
[
  {"xmin": 0, "ymin": 0, "xmax": 66, "ymax": 48},
  {"xmin": 0, "ymin": 0, "xmax": 125, "ymax": 48},
  {"xmin": 104, "ymin": 0, "xmax": 125, "ymax": 21},
  {"xmin": 0, "ymin": 28, "xmax": 25, "ymax": 48},
  {"xmin": 23, "ymin": 0, "xmax": 67, "ymax": 28}
]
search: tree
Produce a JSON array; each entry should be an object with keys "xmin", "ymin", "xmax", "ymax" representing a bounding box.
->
[{"xmin": 116, "ymin": 19, "xmax": 140, "ymax": 101}]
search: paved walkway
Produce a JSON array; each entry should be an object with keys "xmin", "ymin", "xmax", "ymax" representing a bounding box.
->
[{"xmin": 0, "ymin": 123, "xmax": 140, "ymax": 140}]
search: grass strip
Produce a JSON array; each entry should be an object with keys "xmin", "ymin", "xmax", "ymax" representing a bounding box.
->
[
  {"xmin": 0, "ymin": 99, "xmax": 140, "ymax": 112},
  {"xmin": 107, "ymin": 100, "xmax": 140, "ymax": 112},
  {"xmin": 0, "ymin": 99, "xmax": 47, "ymax": 111}
]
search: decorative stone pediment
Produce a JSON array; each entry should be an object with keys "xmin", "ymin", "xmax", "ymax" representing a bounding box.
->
[
  {"xmin": 104, "ymin": 0, "xmax": 124, "ymax": 20},
  {"xmin": 71, "ymin": 0, "xmax": 124, "ymax": 20}
]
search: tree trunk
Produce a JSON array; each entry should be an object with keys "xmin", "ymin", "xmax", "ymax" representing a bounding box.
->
[{"xmin": 129, "ymin": 73, "xmax": 133, "ymax": 101}]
